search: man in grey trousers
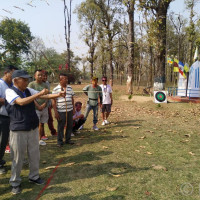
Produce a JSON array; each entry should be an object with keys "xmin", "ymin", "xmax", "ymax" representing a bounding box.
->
[{"xmin": 5, "ymin": 70, "xmax": 65, "ymax": 195}]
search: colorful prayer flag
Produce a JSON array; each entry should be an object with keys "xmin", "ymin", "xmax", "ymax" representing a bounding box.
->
[
  {"xmin": 173, "ymin": 58, "xmax": 187, "ymax": 78},
  {"xmin": 174, "ymin": 58, "xmax": 179, "ymax": 63},
  {"xmin": 178, "ymin": 61, "xmax": 184, "ymax": 67},
  {"xmin": 174, "ymin": 60, "xmax": 179, "ymax": 72},
  {"xmin": 167, "ymin": 57, "xmax": 173, "ymax": 64},
  {"xmin": 184, "ymin": 64, "xmax": 189, "ymax": 73},
  {"xmin": 174, "ymin": 66, "xmax": 179, "ymax": 72}
]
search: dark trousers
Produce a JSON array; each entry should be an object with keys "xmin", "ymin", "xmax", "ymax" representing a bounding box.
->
[
  {"xmin": 0, "ymin": 115, "xmax": 10, "ymax": 166},
  {"xmin": 57, "ymin": 111, "xmax": 73, "ymax": 145},
  {"xmin": 47, "ymin": 107, "xmax": 57, "ymax": 135},
  {"xmin": 73, "ymin": 119, "xmax": 86, "ymax": 132}
]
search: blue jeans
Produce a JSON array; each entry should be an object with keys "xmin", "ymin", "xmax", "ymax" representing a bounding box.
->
[{"xmin": 84, "ymin": 104, "xmax": 98, "ymax": 125}]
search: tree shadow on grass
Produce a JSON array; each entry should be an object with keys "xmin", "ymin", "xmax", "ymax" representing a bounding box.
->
[
  {"xmin": 53, "ymin": 191, "xmax": 98, "ymax": 200},
  {"xmin": 101, "ymin": 195, "xmax": 126, "ymax": 200},
  {"xmin": 49, "ymin": 161, "xmax": 150, "ymax": 184},
  {"xmin": 38, "ymin": 150, "xmax": 113, "ymax": 172},
  {"xmin": 53, "ymin": 192, "xmax": 126, "ymax": 200},
  {"xmin": 2, "ymin": 185, "xmax": 71, "ymax": 200},
  {"xmin": 73, "ymin": 134, "xmax": 129, "ymax": 147},
  {"xmin": 112, "ymin": 120, "xmax": 145, "ymax": 128},
  {"xmin": 64, "ymin": 150, "xmax": 113, "ymax": 164},
  {"xmin": 1, "ymin": 153, "xmax": 150, "ymax": 199},
  {"xmin": 40, "ymin": 134, "xmax": 129, "ymax": 154}
]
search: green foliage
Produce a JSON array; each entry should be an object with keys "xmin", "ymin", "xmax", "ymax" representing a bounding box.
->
[
  {"xmin": 25, "ymin": 47, "xmax": 82, "ymax": 82},
  {"xmin": 0, "ymin": 18, "xmax": 33, "ymax": 66},
  {"xmin": 157, "ymin": 103, "xmax": 161, "ymax": 108},
  {"xmin": 128, "ymin": 94, "xmax": 133, "ymax": 99}
]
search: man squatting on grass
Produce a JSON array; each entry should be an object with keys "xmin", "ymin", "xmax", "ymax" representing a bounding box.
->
[
  {"xmin": 5, "ymin": 70, "xmax": 65, "ymax": 195},
  {"xmin": 0, "ymin": 65, "xmax": 18, "ymax": 175},
  {"xmin": 73, "ymin": 101, "xmax": 86, "ymax": 134}
]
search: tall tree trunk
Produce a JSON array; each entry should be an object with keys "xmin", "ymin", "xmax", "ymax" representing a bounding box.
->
[
  {"xmin": 64, "ymin": 0, "xmax": 72, "ymax": 72},
  {"xmin": 108, "ymin": 37, "xmax": 113, "ymax": 86},
  {"xmin": 139, "ymin": 0, "xmax": 172, "ymax": 90},
  {"xmin": 101, "ymin": 45, "xmax": 105, "ymax": 76},
  {"xmin": 154, "ymin": 8, "xmax": 167, "ymax": 90},
  {"xmin": 126, "ymin": 1, "xmax": 135, "ymax": 94},
  {"xmin": 90, "ymin": 64, "xmax": 93, "ymax": 79},
  {"xmin": 188, "ymin": 0, "xmax": 195, "ymax": 66},
  {"xmin": 149, "ymin": 45, "xmax": 153, "ymax": 86}
]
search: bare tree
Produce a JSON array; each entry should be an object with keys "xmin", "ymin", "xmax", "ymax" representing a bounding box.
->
[
  {"xmin": 63, "ymin": 0, "xmax": 72, "ymax": 71},
  {"xmin": 124, "ymin": 0, "xmax": 135, "ymax": 94},
  {"xmin": 185, "ymin": 0, "xmax": 200, "ymax": 65},
  {"xmin": 139, "ymin": 0, "xmax": 174, "ymax": 89}
]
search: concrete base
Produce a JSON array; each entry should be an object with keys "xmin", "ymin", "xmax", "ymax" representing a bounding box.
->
[{"xmin": 168, "ymin": 96, "xmax": 200, "ymax": 103}]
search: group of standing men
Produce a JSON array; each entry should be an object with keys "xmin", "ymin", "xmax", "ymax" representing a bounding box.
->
[{"xmin": 0, "ymin": 66, "xmax": 113, "ymax": 195}]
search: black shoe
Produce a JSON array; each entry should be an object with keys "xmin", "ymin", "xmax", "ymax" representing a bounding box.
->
[
  {"xmin": 29, "ymin": 177, "xmax": 45, "ymax": 185},
  {"xmin": 0, "ymin": 160, "xmax": 6, "ymax": 166},
  {"xmin": 0, "ymin": 166, "xmax": 6, "ymax": 175},
  {"xmin": 11, "ymin": 185, "xmax": 21, "ymax": 195},
  {"xmin": 57, "ymin": 143, "xmax": 63, "ymax": 147},
  {"xmin": 65, "ymin": 141, "xmax": 75, "ymax": 145}
]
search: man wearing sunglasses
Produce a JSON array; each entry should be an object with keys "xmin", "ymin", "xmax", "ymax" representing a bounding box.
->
[{"xmin": 100, "ymin": 76, "xmax": 113, "ymax": 126}]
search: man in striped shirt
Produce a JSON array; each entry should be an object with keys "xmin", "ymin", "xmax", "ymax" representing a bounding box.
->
[{"xmin": 52, "ymin": 73, "xmax": 75, "ymax": 147}]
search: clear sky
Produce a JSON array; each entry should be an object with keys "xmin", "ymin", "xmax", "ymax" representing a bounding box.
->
[{"xmin": 0, "ymin": 0, "xmax": 199, "ymax": 58}]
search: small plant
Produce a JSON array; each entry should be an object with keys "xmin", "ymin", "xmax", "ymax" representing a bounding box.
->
[
  {"xmin": 128, "ymin": 94, "xmax": 133, "ymax": 100},
  {"xmin": 157, "ymin": 103, "xmax": 161, "ymax": 108}
]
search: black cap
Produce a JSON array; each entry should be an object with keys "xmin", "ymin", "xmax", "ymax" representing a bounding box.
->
[{"xmin": 12, "ymin": 70, "xmax": 31, "ymax": 79}]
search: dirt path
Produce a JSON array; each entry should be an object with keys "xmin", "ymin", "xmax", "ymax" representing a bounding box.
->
[{"xmin": 120, "ymin": 95, "xmax": 154, "ymax": 103}]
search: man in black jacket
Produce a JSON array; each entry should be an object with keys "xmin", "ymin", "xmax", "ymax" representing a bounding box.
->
[
  {"xmin": 0, "ymin": 65, "xmax": 18, "ymax": 175},
  {"xmin": 5, "ymin": 70, "xmax": 65, "ymax": 195}
]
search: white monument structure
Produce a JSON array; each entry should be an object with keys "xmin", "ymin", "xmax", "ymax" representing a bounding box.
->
[
  {"xmin": 187, "ymin": 61, "xmax": 200, "ymax": 98},
  {"xmin": 177, "ymin": 62, "xmax": 187, "ymax": 97}
]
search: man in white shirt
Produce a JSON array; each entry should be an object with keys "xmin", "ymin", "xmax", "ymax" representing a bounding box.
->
[
  {"xmin": 73, "ymin": 101, "xmax": 85, "ymax": 133},
  {"xmin": 0, "ymin": 65, "xmax": 18, "ymax": 175},
  {"xmin": 52, "ymin": 73, "xmax": 75, "ymax": 147},
  {"xmin": 100, "ymin": 76, "xmax": 113, "ymax": 125}
]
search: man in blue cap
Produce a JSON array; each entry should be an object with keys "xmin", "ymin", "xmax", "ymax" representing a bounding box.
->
[{"xmin": 5, "ymin": 70, "xmax": 65, "ymax": 195}]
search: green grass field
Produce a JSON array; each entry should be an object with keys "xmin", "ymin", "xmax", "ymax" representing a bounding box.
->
[{"xmin": 1, "ymin": 84, "xmax": 200, "ymax": 200}]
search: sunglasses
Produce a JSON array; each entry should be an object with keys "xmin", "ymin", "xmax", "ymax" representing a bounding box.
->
[{"xmin": 102, "ymin": 79, "xmax": 107, "ymax": 81}]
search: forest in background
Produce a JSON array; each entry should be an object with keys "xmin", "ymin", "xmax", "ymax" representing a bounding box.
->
[{"xmin": 0, "ymin": 0, "xmax": 200, "ymax": 91}]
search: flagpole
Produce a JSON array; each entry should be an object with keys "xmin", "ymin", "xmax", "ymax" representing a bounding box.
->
[{"xmin": 186, "ymin": 72, "xmax": 189, "ymax": 97}]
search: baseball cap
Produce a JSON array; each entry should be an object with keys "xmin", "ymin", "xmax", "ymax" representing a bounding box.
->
[{"xmin": 12, "ymin": 70, "xmax": 31, "ymax": 79}]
